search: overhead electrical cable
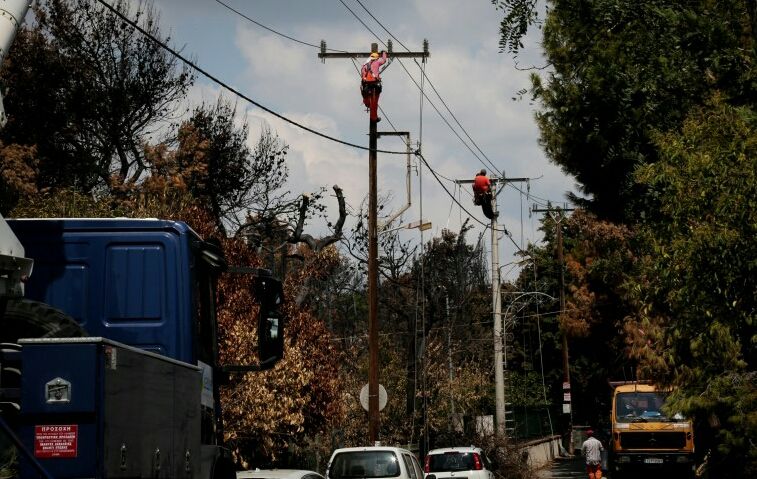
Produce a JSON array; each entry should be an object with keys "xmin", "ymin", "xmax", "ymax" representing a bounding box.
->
[
  {"xmin": 415, "ymin": 152, "xmax": 529, "ymax": 257},
  {"xmin": 353, "ymin": 0, "xmax": 501, "ymax": 173},
  {"xmin": 344, "ymin": 0, "xmax": 558, "ymax": 207},
  {"xmin": 213, "ymin": 0, "xmax": 559, "ymax": 209},
  {"xmin": 94, "ymin": 0, "xmax": 408, "ymax": 155},
  {"xmin": 217, "ymin": 0, "xmax": 488, "ymax": 175},
  {"xmin": 213, "ymin": 0, "xmax": 348, "ymax": 52},
  {"xmin": 336, "ymin": 0, "xmax": 494, "ymax": 166},
  {"xmin": 213, "ymin": 0, "xmax": 407, "ymax": 144}
]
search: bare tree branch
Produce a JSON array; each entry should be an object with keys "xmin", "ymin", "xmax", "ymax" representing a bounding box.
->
[{"xmin": 288, "ymin": 185, "xmax": 346, "ymax": 252}]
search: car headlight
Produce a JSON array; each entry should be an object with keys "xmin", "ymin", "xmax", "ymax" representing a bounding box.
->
[
  {"xmin": 619, "ymin": 456, "xmax": 630, "ymax": 463},
  {"xmin": 676, "ymin": 456, "xmax": 689, "ymax": 463}
]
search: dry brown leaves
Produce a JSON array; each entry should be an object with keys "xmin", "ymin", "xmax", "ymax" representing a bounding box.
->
[{"xmin": 0, "ymin": 142, "xmax": 38, "ymax": 197}]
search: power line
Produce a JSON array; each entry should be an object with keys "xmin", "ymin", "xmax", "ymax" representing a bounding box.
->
[
  {"xmin": 415, "ymin": 152, "xmax": 531, "ymax": 257},
  {"xmin": 351, "ymin": 0, "xmax": 553, "ymax": 204},
  {"xmin": 335, "ymin": 1, "xmax": 567, "ymax": 250},
  {"xmin": 336, "ymin": 1, "xmax": 492, "ymax": 167},
  {"xmin": 213, "ymin": 0, "xmax": 347, "ymax": 51},
  {"xmin": 214, "ymin": 0, "xmax": 408, "ymax": 146},
  {"xmin": 94, "ymin": 0, "xmax": 408, "ymax": 155},
  {"xmin": 352, "ymin": 0, "xmax": 502, "ymax": 176},
  {"xmin": 342, "ymin": 0, "xmax": 558, "ymax": 208},
  {"xmin": 212, "ymin": 0, "xmax": 560, "ymax": 209}
]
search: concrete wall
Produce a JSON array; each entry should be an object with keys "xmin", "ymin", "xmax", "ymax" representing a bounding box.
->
[{"xmin": 517, "ymin": 435, "xmax": 561, "ymax": 470}]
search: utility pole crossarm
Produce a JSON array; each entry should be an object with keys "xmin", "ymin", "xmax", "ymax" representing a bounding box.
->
[
  {"xmin": 532, "ymin": 207, "xmax": 575, "ymax": 214},
  {"xmin": 318, "ymin": 39, "xmax": 430, "ymax": 61},
  {"xmin": 457, "ymin": 177, "xmax": 530, "ymax": 200},
  {"xmin": 454, "ymin": 178, "xmax": 530, "ymax": 184},
  {"xmin": 318, "ymin": 51, "xmax": 430, "ymax": 59}
]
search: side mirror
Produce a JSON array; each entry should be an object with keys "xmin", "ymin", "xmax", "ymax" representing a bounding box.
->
[{"xmin": 253, "ymin": 274, "xmax": 285, "ymax": 363}]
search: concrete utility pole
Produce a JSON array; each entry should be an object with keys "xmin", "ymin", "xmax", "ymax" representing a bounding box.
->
[
  {"xmin": 531, "ymin": 206, "xmax": 575, "ymax": 428},
  {"xmin": 491, "ymin": 183, "xmax": 504, "ymax": 436},
  {"xmin": 456, "ymin": 176, "xmax": 528, "ymax": 438},
  {"xmin": 319, "ymin": 40, "xmax": 429, "ymax": 445}
]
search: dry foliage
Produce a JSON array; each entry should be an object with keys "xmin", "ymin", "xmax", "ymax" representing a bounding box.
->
[
  {"xmin": 217, "ymin": 243, "xmax": 344, "ymax": 466},
  {"xmin": 0, "ymin": 142, "xmax": 38, "ymax": 212},
  {"xmin": 559, "ymin": 210, "xmax": 634, "ymax": 338}
]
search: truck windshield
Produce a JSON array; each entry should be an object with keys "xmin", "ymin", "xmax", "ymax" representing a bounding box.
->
[{"xmin": 616, "ymin": 392, "xmax": 672, "ymax": 422}]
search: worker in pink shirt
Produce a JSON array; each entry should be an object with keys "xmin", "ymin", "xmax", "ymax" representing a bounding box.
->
[{"xmin": 360, "ymin": 50, "xmax": 388, "ymax": 122}]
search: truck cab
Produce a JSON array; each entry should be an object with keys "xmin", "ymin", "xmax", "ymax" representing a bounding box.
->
[
  {"xmin": 609, "ymin": 382, "xmax": 695, "ymax": 478},
  {"xmin": 8, "ymin": 218, "xmax": 217, "ymax": 363},
  {"xmin": 1, "ymin": 218, "xmax": 283, "ymax": 478}
]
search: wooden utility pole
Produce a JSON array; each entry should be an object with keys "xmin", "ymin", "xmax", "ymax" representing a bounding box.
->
[
  {"xmin": 319, "ymin": 40, "xmax": 429, "ymax": 445},
  {"xmin": 531, "ymin": 206, "xmax": 575, "ymax": 428}
]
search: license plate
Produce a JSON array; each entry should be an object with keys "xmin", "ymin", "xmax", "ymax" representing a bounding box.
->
[{"xmin": 644, "ymin": 458, "xmax": 664, "ymax": 464}]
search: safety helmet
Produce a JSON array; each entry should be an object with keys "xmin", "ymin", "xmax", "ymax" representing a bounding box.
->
[{"xmin": 370, "ymin": 52, "xmax": 379, "ymax": 59}]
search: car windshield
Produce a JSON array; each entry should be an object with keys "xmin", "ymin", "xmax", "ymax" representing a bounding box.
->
[
  {"xmin": 329, "ymin": 451, "xmax": 401, "ymax": 479},
  {"xmin": 427, "ymin": 453, "xmax": 476, "ymax": 472},
  {"xmin": 616, "ymin": 392, "xmax": 681, "ymax": 422}
]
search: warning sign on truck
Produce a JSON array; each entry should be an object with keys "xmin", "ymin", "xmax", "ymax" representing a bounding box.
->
[{"xmin": 34, "ymin": 425, "xmax": 78, "ymax": 458}]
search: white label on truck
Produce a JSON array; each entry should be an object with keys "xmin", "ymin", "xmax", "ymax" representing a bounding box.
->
[{"xmin": 198, "ymin": 360, "xmax": 214, "ymax": 408}]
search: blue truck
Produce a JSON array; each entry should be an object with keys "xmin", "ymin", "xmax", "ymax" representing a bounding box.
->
[
  {"xmin": 0, "ymin": 218, "xmax": 284, "ymax": 478},
  {"xmin": 0, "ymin": 2, "xmax": 284, "ymax": 476}
]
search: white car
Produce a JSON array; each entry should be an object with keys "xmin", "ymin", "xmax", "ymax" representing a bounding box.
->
[
  {"xmin": 423, "ymin": 447, "xmax": 494, "ymax": 479},
  {"xmin": 326, "ymin": 446, "xmax": 425, "ymax": 479},
  {"xmin": 237, "ymin": 469, "xmax": 326, "ymax": 479}
]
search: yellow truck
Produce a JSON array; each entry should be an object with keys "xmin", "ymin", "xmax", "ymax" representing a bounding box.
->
[{"xmin": 609, "ymin": 382, "xmax": 696, "ymax": 478}]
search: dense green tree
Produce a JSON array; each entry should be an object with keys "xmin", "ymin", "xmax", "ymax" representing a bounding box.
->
[
  {"xmin": 526, "ymin": 0, "xmax": 756, "ymax": 220},
  {"xmin": 494, "ymin": 3, "xmax": 757, "ymax": 467},
  {"xmin": 628, "ymin": 97, "xmax": 756, "ymax": 476},
  {"xmin": 490, "ymin": 0, "xmax": 540, "ymax": 55},
  {"xmin": 560, "ymin": 210, "xmax": 636, "ymax": 427}
]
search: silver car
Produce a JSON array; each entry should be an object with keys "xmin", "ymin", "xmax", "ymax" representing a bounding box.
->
[
  {"xmin": 238, "ymin": 469, "xmax": 326, "ymax": 479},
  {"xmin": 327, "ymin": 447, "xmax": 425, "ymax": 479}
]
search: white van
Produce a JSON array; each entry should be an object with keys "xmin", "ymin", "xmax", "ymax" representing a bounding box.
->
[{"xmin": 326, "ymin": 447, "xmax": 424, "ymax": 479}]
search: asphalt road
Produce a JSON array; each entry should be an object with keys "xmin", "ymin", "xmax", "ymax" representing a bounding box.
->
[
  {"xmin": 535, "ymin": 458, "xmax": 683, "ymax": 479},
  {"xmin": 535, "ymin": 457, "xmax": 602, "ymax": 479}
]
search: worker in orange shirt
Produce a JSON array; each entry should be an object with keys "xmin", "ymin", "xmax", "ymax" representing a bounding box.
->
[{"xmin": 472, "ymin": 169, "xmax": 496, "ymax": 220}]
